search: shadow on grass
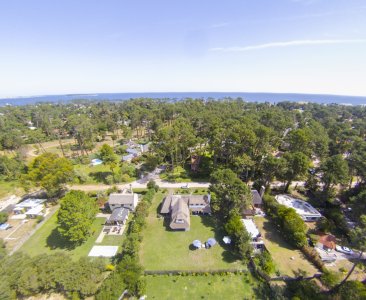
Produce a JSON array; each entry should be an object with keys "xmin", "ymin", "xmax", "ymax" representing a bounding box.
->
[
  {"xmin": 262, "ymin": 219, "xmax": 296, "ymax": 251},
  {"xmin": 46, "ymin": 227, "xmax": 77, "ymax": 251},
  {"xmin": 89, "ymin": 171, "xmax": 113, "ymax": 184},
  {"xmin": 201, "ymin": 216, "xmax": 241, "ymax": 263}
]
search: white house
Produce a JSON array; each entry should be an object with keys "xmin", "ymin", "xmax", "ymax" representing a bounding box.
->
[
  {"xmin": 13, "ymin": 198, "xmax": 46, "ymax": 218},
  {"xmin": 241, "ymin": 219, "xmax": 264, "ymax": 250},
  {"xmin": 275, "ymin": 194, "xmax": 322, "ymax": 222}
]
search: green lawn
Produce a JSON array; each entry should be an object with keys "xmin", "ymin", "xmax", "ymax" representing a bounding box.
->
[
  {"xmin": 140, "ymin": 192, "xmax": 244, "ymax": 271},
  {"xmin": 254, "ymin": 217, "xmax": 318, "ymax": 277},
  {"xmin": 74, "ymin": 163, "xmax": 114, "ymax": 184},
  {"xmin": 145, "ymin": 273, "xmax": 262, "ymax": 300},
  {"xmin": 20, "ymin": 211, "xmax": 107, "ymax": 260},
  {"xmin": 0, "ymin": 181, "xmax": 23, "ymax": 199},
  {"xmin": 159, "ymin": 166, "xmax": 209, "ymax": 183}
]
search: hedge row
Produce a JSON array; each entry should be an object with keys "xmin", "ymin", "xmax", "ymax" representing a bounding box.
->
[{"xmin": 95, "ymin": 188, "xmax": 156, "ymax": 299}]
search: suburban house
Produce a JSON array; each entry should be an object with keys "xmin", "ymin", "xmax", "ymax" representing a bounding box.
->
[
  {"xmin": 105, "ymin": 207, "xmax": 129, "ymax": 226},
  {"xmin": 317, "ymin": 234, "xmax": 336, "ymax": 251},
  {"xmin": 241, "ymin": 219, "xmax": 264, "ymax": 251},
  {"xmin": 13, "ymin": 199, "xmax": 46, "ymax": 218},
  {"xmin": 241, "ymin": 190, "xmax": 264, "ymax": 218},
  {"xmin": 160, "ymin": 194, "xmax": 211, "ymax": 231},
  {"xmin": 275, "ymin": 194, "xmax": 322, "ymax": 221},
  {"xmin": 108, "ymin": 189, "xmax": 139, "ymax": 211},
  {"xmin": 252, "ymin": 189, "xmax": 263, "ymax": 208}
]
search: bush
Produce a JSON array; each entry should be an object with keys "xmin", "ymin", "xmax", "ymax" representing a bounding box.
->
[
  {"xmin": 320, "ymin": 270, "xmax": 340, "ymax": 288},
  {"xmin": 301, "ymin": 246, "xmax": 324, "ymax": 270},
  {"xmin": 0, "ymin": 212, "xmax": 8, "ymax": 224},
  {"xmin": 105, "ymin": 175, "xmax": 114, "ymax": 185},
  {"xmin": 36, "ymin": 215, "xmax": 44, "ymax": 224},
  {"xmin": 254, "ymin": 250, "xmax": 276, "ymax": 275},
  {"xmin": 96, "ymin": 187, "xmax": 156, "ymax": 298},
  {"xmin": 147, "ymin": 180, "xmax": 159, "ymax": 192},
  {"xmin": 263, "ymin": 193, "xmax": 307, "ymax": 249},
  {"xmin": 338, "ymin": 280, "xmax": 366, "ymax": 300}
]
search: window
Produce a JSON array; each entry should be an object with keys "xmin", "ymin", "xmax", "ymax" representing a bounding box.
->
[{"xmin": 175, "ymin": 219, "xmax": 184, "ymax": 224}]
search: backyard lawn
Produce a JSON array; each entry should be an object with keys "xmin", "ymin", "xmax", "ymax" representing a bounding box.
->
[
  {"xmin": 254, "ymin": 217, "xmax": 318, "ymax": 277},
  {"xmin": 20, "ymin": 211, "xmax": 108, "ymax": 260},
  {"xmin": 140, "ymin": 192, "xmax": 244, "ymax": 271},
  {"xmin": 145, "ymin": 273, "xmax": 262, "ymax": 300}
]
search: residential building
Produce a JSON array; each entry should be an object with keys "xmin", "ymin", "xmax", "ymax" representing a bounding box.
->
[
  {"xmin": 105, "ymin": 207, "xmax": 129, "ymax": 226},
  {"xmin": 241, "ymin": 219, "xmax": 264, "ymax": 250},
  {"xmin": 275, "ymin": 194, "xmax": 322, "ymax": 221},
  {"xmin": 241, "ymin": 190, "xmax": 263, "ymax": 218},
  {"xmin": 160, "ymin": 194, "xmax": 211, "ymax": 231},
  {"xmin": 108, "ymin": 189, "xmax": 139, "ymax": 211},
  {"xmin": 13, "ymin": 199, "xmax": 46, "ymax": 217},
  {"xmin": 170, "ymin": 197, "xmax": 190, "ymax": 230}
]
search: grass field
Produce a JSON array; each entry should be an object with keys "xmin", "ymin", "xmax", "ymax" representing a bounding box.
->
[
  {"xmin": 0, "ymin": 181, "xmax": 24, "ymax": 199},
  {"xmin": 159, "ymin": 166, "xmax": 209, "ymax": 183},
  {"xmin": 140, "ymin": 192, "xmax": 244, "ymax": 271},
  {"xmin": 145, "ymin": 273, "xmax": 262, "ymax": 300},
  {"xmin": 20, "ymin": 212, "xmax": 108, "ymax": 260},
  {"xmin": 254, "ymin": 217, "xmax": 318, "ymax": 277}
]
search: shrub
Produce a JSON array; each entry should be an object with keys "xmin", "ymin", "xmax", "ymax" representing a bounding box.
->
[
  {"xmin": 263, "ymin": 193, "xmax": 307, "ymax": 249},
  {"xmin": 105, "ymin": 175, "xmax": 114, "ymax": 185},
  {"xmin": 320, "ymin": 270, "xmax": 340, "ymax": 288},
  {"xmin": 36, "ymin": 215, "xmax": 44, "ymax": 223},
  {"xmin": 301, "ymin": 246, "xmax": 324, "ymax": 270},
  {"xmin": 0, "ymin": 212, "xmax": 8, "ymax": 224},
  {"xmin": 254, "ymin": 250, "xmax": 276, "ymax": 275},
  {"xmin": 147, "ymin": 180, "xmax": 159, "ymax": 192}
]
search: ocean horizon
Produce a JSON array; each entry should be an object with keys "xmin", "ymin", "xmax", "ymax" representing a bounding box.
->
[{"xmin": 1, "ymin": 92, "xmax": 366, "ymax": 106}]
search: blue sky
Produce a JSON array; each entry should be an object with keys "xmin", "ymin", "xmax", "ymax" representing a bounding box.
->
[{"xmin": 0, "ymin": 0, "xmax": 365, "ymax": 97}]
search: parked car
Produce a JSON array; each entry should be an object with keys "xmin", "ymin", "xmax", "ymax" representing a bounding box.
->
[{"xmin": 336, "ymin": 245, "xmax": 354, "ymax": 255}]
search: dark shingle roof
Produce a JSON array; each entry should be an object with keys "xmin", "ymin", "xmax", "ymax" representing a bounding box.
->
[
  {"xmin": 251, "ymin": 190, "xmax": 262, "ymax": 205},
  {"xmin": 108, "ymin": 207, "xmax": 129, "ymax": 223}
]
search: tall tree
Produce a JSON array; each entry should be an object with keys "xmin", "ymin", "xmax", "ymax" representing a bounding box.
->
[
  {"xmin": 57, "ymin": 191, "xmax": 98, "ymax": 245},
  {"xmin": 98, "ymin": 144, "xmax": 118, "ymax": 175},
  {"xmin": 279, "ymin": 152, "xmax": 310, "ymax": 192},
  {"xmin": 26, "ymin": 153, "xmax": 74, "ymax": 197},
  {"xmin": 209, "ymin": 169, "xmax": 252, "ymax": 220},
  {"xmin": 320, "ymin": 155, "xmax": 349, "ymax": 192}
]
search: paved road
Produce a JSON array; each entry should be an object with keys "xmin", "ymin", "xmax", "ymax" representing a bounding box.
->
[
  {"xmin": 68, "ymin": 167, "xmax": 210, "ymax": 192},
  {"xmin": 68, "ymin": 180, "xmax": 210, "ymax": 192}
]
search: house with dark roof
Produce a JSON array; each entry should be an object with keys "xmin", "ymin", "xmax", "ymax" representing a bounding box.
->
[
  {"xmin": 160, "ymin": 194, "xmax": 211, "ymax": 231},
  {"xmin": 251, "ymin": 190, "xmax": 263, "ymax": 208},
  {"xmin": 108, "ymin": 189, "xmax": 139, "ymax": 211},
  {"xmin": 105, "ymin": 207, "xmax": 129, "ymax": 225},
  {"xmin": 241, "ymin": 190, "xmax": 263, "ymax": 218}
]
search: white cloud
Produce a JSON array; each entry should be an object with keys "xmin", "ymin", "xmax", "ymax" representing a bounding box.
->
[{"xmin": 210, "ymin": 39, "xmax": 366, "ymax": 52}]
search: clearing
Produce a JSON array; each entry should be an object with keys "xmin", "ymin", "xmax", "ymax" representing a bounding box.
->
[
  {"xmin": 19, "ymin": 212, "xmax": 115, "ymax": 260},
  {"xmin": 140, "ymin": 192, "xmax": 244, "ymax": 271},
  {"xmin": 145, "ymin": 273, "xmax": 263, "ymax": 300},
  {"xmin": 254, "ymin": 216, "xmax": 318, "ymax": 277}
]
